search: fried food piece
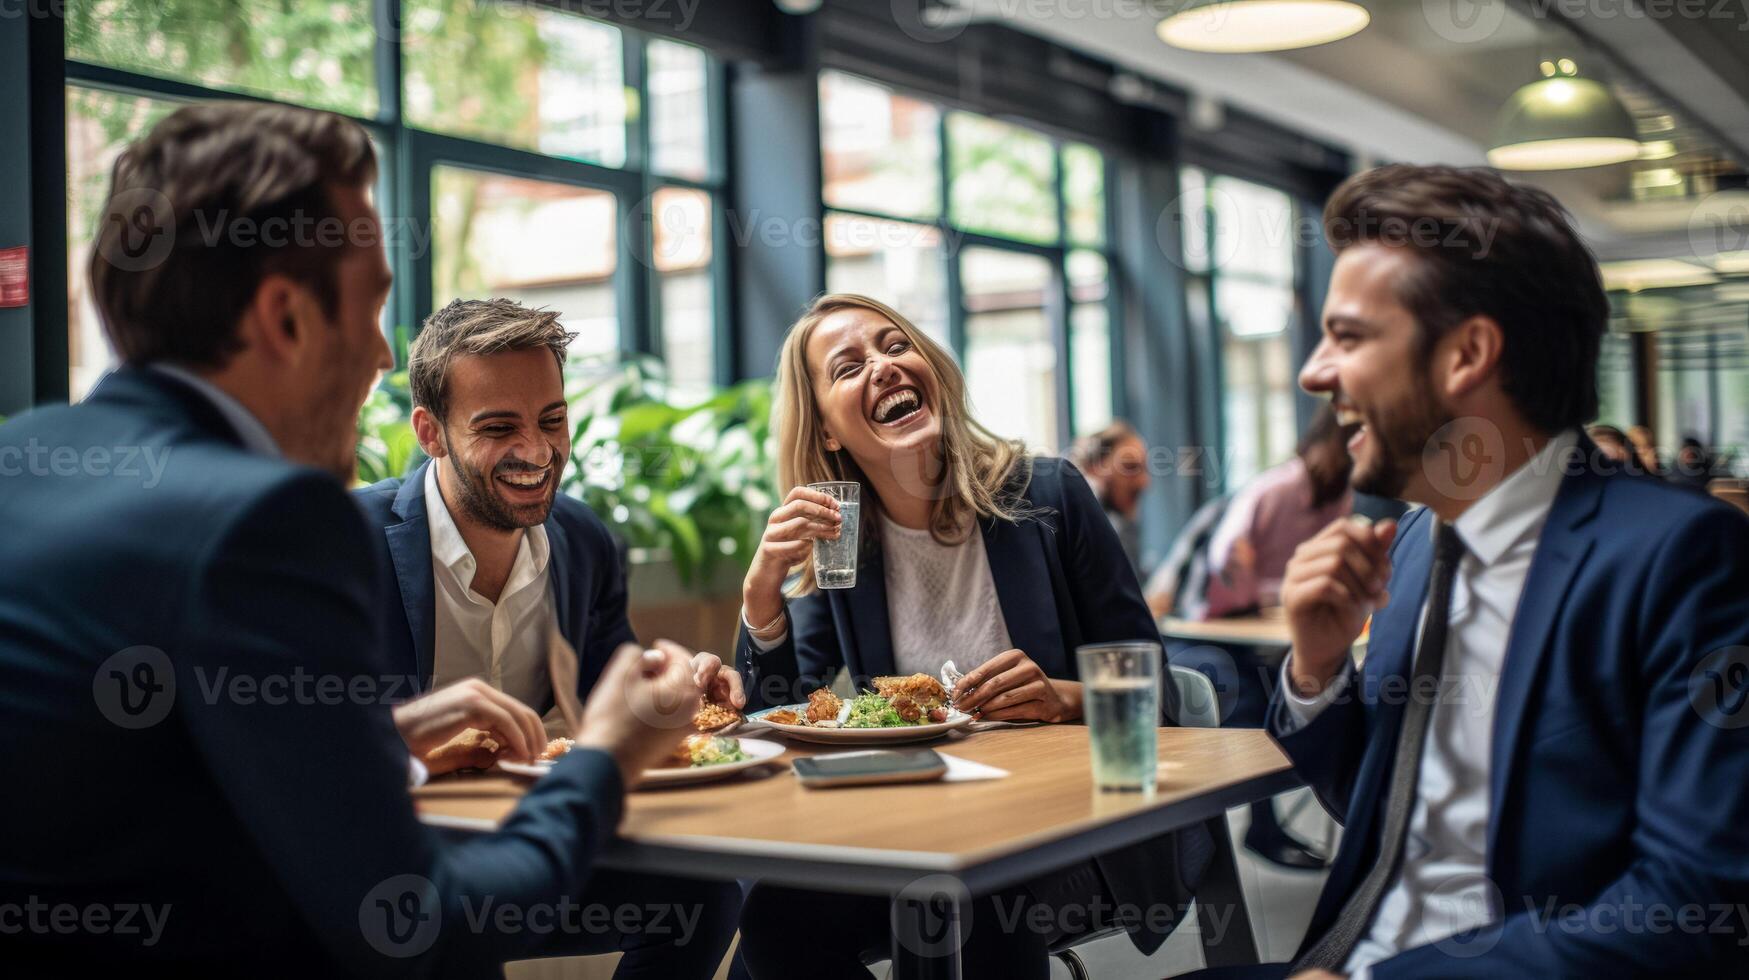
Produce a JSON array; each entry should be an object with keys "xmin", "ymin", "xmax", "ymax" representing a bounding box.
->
[
  {"xmin": 425, "ymin": 728, "xmax": 501, "ymax": 769},
  {"xmin": 890, "ymin": 695, "xmax": 922, "ymax": 724},
  {"xmin": 539, "ymin": 737, "xmax": 573, "ymax": 761},
  {"xmin": 806, "ymin": 688, "xmax": 843, "ymax": 724},
  {"xmin": 763, "ymin": 709, "xmax": 802, "ymax": 726},
  {"xmin": 671, "ymin": 737, "xmax": 698, "ymax": 767},
  {"xmin": 927, "ymin": 706, "xmax": 948, "ymax": 724},
  {"xmin": 693, "ymin": 699, "xmax": 742, "ymax": 733},
  {"xmin": 873, "ymin": 673, "xmax": 949, "ymax": 710}
]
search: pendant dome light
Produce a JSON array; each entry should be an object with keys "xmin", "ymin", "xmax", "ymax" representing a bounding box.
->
[
  {"xmin": 1156, "ymin": 0, "xmax": 1370, "ymax": 53},
  {"xmin": 1487, "ymin": 58, "xmax": 1639, "ymax": 171}
]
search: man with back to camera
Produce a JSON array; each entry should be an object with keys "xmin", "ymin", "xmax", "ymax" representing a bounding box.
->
[
  {"xmin": 354, "ymin": 296, "xmax": 744, "ymax": 975},
  {"xmin": 1186, "ymin": 164, "xmax": 1749, "ymax": 978},
  {"xmin": 0, "ymin": 101, "xmax": 710, "ymax": 976}
]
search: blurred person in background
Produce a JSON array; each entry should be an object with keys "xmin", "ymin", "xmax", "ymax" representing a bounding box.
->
[
  {"xmin": 1626, "ymin": 423, "xmax": 1664, "ymax": 475},
  {"xmin": 1203, "ymin": 404, "xmax": 1354, "ymax": 620},
  {"xmin": 1068, "ymin": 419, "xmax": 1153, "ymax": 578},
  {"xmin": 1587, "ymin": 423, "xmax": 1631, "ymax": 465},
  {"xmin": 1191, "ymin": 403, "xmax": 1354, "ymax": 870},
  {"xmin": 1669, "ymin": 434, "xmax": 1717, "ymax": 491}
]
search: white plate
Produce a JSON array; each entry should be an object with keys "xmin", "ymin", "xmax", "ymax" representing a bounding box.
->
[
  {"xmin": 497, "ymin": 738, "xmax": 788, "ymax": 787},
  {"xmin": 746, "ymin": 705, "xmax": 973, "ymax": 744}
]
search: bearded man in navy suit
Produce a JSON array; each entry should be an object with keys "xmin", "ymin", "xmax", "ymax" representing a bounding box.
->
[{"xmin": 1191, "ymin": 165, "xmax": 1749, "ymax": 979}]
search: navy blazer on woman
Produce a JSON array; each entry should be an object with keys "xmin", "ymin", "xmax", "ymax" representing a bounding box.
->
[
  {"xmin": 736, "ymin": 456, "xmax": 1203, "ymax": 955},
  {"xmin": 0, "ymin": 368, "xmax": 626, "ymax": 976},
  {"xmin": 1271, "ymin": 446, "xmax": 1749, "ymax": 976},
  {"xmin": 738, "ymin": 457, "xmax": 1179, "ymax": 720},
  {"xmin": 353, "ymin": 461, "xmax": 638, "ymax": 707}
]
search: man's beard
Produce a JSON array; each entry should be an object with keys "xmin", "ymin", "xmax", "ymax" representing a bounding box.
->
[
  {"xmin": 1350, "ymin": 375, "xmax": 1449, "ymax": 499},
  {"xmin": 445, "ymin": 439, "xmax": 561, "ymax": 532}
]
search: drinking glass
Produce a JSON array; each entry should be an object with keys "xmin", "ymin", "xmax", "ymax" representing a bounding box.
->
[
  {"xmin": 808, "ymin": 481, "xmax": 860, "ymax": 589},
  {"xmin": 1077, "ymin": 641, "xmax": 1162, "ymax": 795}
]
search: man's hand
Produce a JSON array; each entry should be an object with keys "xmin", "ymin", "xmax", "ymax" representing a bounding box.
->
[
  {"xmin": 952, "ymin": 649, "xmax": 1082, "ymax": 723},
  {"xmin": 573, "ymin": 640, "xmax": 706, "ymax": 782},
  {"xmin": 391, "ymin": 678, "xmax": 546, "ymax": 774},
  {"xmin": 1281, "ymin": 516, "xmax": 1396, "ymax": 698},
  {"xmin": 691, "ymin": 650, "xmax": 745, "ymax": 709}
]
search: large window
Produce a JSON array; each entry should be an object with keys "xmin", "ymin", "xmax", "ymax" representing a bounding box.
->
[
  {"xmin": 1654, "ymin": 327, "xmax": 1749, "ymax": 466},
  {"xmin": 1180, "ymin": 166, "xmax": 1300, "ymax": 490},
  {"xmin": 818, "ymin": 70, "xmax": 1119, "ymax": 453},
  {"xmin": 429, "ymin": 167, "xmax": 620, "ymax": 361},
  {"xmin": 62, "ymin": 0, "xmax": 724, "ymax": 402}
]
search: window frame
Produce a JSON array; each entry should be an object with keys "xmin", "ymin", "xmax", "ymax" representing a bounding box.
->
[
  {"xmin": 818, "ymin": 69, "xmax": 1124, "ymax": 452},
  {"xmin": 1177, "ymin": 164, "xmax": 1305, "ymax": 493},
  {"xmin": 61, "ymin": 0, "xmax": 732, "ymax": 393}
]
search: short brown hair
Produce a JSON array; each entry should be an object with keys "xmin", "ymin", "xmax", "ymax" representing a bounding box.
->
[
  {"xmin": 91, "ymin": 101, "xmax": 377, "ymax": 368},
  {"xmin": 1068, "ymin": 420, "xmax": 1140, "ymax": 471},
  {"xmin": 409, "ymin": 298, "xmax": 574, "ymax": 421},
  {"xmin": 1322, "ymin": 164, "xmax": 1606, "ymax": 434}
]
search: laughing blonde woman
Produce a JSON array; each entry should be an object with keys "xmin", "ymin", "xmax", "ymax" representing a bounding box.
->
[{"xmin": 732, "ymin": 293, "xmax": 1209, "ymax": 979}]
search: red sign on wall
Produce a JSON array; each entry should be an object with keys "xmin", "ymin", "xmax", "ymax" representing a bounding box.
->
[{"xmin": 0, "ymin": 247, "xmax": 26, "ymax": 309}]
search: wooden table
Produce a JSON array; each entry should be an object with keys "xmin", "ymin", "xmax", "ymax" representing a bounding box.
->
[
  {"xmin": 417, "ymin": 726, "xmax": 1298, "ymax": 979},
  {"xmin": 1160, "ymin": 613, "xmax": 1292, "ymax": 649}
]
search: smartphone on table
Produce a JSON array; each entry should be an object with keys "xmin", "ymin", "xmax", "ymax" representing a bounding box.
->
[{"xmin": 792, "ymin": 749, "xmax": 947, "ymax": 788}]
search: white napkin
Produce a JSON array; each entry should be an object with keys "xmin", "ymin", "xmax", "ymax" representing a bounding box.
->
[{"xmin": 938, "ymin": 752, "xmax": 1009, "ymax": 782}]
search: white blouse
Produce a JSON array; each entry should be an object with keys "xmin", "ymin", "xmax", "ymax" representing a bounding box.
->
[{"xmin": 879, "ymin": 518, "xmax": 1013, "ymax": 678}]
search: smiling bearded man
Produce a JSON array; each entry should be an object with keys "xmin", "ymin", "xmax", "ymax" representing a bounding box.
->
[{"xmin": 353, "ymin": 297, "xmax": 744, "ymax": 979}]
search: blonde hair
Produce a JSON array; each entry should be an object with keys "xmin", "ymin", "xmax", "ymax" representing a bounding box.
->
[{"xmin": 773, "ymin": 293, "xmax": 1034, "ymax": 594}]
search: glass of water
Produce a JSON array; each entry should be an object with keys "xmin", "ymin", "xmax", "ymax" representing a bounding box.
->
[
  {"xmin": 808, "ymin": 481, "xmax": 860, "ymax": 589},
  {"xmin": 1077, "ymin": 641, "xmax": 1162, "ymax": 795}
]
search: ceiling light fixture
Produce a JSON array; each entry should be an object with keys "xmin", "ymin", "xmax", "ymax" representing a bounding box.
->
[
  {"xmin": 1156, "ymin": 0, "xmax": 1370, "ymax": 53},
  {"xmin": 1488, "ymin": 59, "xmax": 1640, "ymax": 171}
]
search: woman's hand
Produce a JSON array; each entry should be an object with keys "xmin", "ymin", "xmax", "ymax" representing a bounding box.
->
[
  {"xmin": 742, "ymin": 485, "xmax": 844, "ymax": 628},
  {"xmin": 950, "ymin": 649, "xmax": 1083, "ymax": 723}
]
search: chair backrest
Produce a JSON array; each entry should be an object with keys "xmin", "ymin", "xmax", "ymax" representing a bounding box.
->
[{"xmin": 1168, "ymin": 664, "xmax": 1222, "ymax": 729}]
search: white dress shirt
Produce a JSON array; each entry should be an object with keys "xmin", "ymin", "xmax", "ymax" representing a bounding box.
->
[
  {"xmin": 149, "ymin": 364, "xmax": 280, "ymax": 457},
  {"xmin": 424, "ymin": 463, "xmax": 556, "ymax": 717},
  {"xmin": 1280, "ymin": 429, "xmax": 1579, "ymax": 976}
]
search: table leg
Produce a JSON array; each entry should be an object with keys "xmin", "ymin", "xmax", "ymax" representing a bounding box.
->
[
  {"xmin": 1196, "ymin": 813, "xmax": 1261, "ymax": 967},
  {"xmin": 889, "ymin": 876, "xmax": 968, "ymax": 980}
]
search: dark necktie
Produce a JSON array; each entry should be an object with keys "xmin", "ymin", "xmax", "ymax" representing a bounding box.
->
[{"xmin": 1293, "ymin": 520, "xmax": 1467, "ymax": 972}]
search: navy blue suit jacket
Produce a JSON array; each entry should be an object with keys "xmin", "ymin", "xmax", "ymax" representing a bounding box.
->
[
  {"xmin": 0, "ymin": 368, "xmax": 626, "ymax": 977},
  {"xmin": 736, "ymin": 457, "xmax": 1203, "ymax": 954},
  {"xmin": 354, "ymin": 461, "xmax": 638, "ymax": 707},
  {"xmin": 1271, "ymin": 449, "xmax": 1749, "ymax": 976}
]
